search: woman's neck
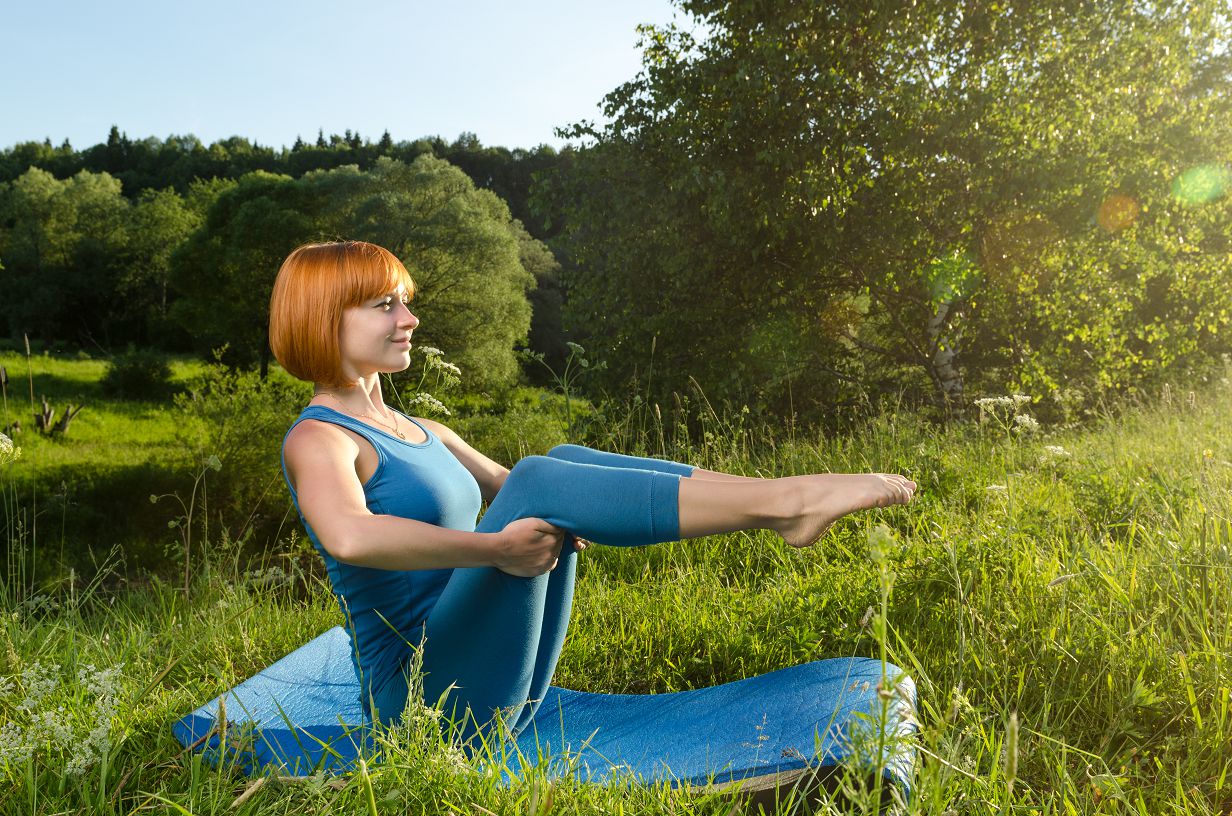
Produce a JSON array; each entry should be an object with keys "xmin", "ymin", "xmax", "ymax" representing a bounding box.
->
[{"xmin": 312, "ymin": 375, "xmax": 388, "ymax": 416}]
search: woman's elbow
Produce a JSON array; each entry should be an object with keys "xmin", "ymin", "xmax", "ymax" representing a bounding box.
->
[{"xmin": 320, "ymin": 535, "xmax": 358, "ymax": 564}]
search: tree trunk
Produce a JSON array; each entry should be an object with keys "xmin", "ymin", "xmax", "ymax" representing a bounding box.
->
[{"xmin": 927, "ymin": 300, "xmax": 965, "ymax": 417}]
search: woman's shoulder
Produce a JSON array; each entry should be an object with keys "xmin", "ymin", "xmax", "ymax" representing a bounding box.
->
[
  {"xmin": 284, "ymin": 413, "xmax": 361, "ymax": 456},
  {"xmin": 410, "ymin": 416, "xmax": 460, "ymax": 445}
]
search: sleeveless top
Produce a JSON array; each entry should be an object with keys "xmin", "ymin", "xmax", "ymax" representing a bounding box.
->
[{"xmin": 279, "ymin": 405, "xmax": 483, "ymax": 696}]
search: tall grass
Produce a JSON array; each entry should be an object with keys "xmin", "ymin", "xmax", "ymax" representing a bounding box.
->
[{"xmin": 0, "ymin": 360, "xmax": 1229, "ymax": 814}]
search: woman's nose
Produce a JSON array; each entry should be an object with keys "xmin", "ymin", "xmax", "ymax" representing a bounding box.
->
[{"xmin": 401, "ymin": 307, "xmax": 419, "ymax": 329}]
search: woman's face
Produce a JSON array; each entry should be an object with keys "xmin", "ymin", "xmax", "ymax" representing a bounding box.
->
[{"xmin": 337, "ymin": 283, "xmax": 419, "ymax": 380}]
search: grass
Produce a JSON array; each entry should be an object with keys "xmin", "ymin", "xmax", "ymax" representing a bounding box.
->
[
  {"xmin": 0, "ymin": 350, "xmax": 207, "ymax": 472},
  {"xmin": 0, "ymin": 359, "xmax": 1230, "ymax": 814}
]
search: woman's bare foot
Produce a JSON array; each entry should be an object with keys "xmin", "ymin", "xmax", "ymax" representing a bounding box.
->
[{"xmin": 773, "ymin": 473, "xmax": 917, "ymax": 548}]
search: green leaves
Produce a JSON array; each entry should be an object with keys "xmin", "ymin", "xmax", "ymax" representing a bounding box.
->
[{"xmin": 544, "ymin": 0, "xmax": 1232, "ymax": 417}]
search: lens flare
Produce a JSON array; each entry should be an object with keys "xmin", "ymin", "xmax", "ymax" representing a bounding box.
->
[
  {"xmin": 1096, "ymin": 194, "xmax": 1139, "ymax": 232},
  {"xmin": 1172, "ymin": 164, "xmax": 1230, "ymax": 205}
]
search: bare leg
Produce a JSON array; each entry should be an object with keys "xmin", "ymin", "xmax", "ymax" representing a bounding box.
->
[
  {"xmin": 678, "ymin": 472, "xmax": 916, "ymax": 548},
  {"xmin": 545, "ymin": 444, "xmax": 915, "ymax": 547},
  {"xmin": 687, "ymin": 466, "xmax": 765, "ymax": 482}
]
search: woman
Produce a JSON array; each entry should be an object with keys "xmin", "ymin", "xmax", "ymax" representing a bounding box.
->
[{"xmin": 271, "ymin": 241, "xmax": 916, "ymax": 747}]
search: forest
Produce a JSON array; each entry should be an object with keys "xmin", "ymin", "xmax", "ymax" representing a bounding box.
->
[{"xmin": 1, "ymin": 0, "xmax": 1227, "ymax": 425}]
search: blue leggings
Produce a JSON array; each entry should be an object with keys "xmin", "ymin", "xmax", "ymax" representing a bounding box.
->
[{"xmin": 370, "ymin": 444, "xmax": 696, "ymax": 743}]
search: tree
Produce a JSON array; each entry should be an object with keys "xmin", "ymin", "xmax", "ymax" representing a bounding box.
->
[
  {"xmin": 169, "ymin": 172, "xmax": 313, "ymax": 375},
  {"xmin": 543, "ymin": 0, "xmax": 1232, "ymax": 417},
  {"xmin": 307, "ymin": 156, "xmax": 537, "ymax": 391},
  {"xmin": 0, "ymin": 168, "xmax": 131, "ymax": 347},
  {"xmin": 120, "ymin": 187, "xmax": 202, "ymax": 344},
  {"xmin": 169, "ymin": 157, "xmax": 541, "ymax": 390}
]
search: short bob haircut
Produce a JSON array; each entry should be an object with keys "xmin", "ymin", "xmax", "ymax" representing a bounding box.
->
[{"xmin": 269, "ymin": 241, "xmax": 415, "ymax": 389}]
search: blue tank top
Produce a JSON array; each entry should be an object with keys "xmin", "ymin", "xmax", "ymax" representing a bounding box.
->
[{"xmin": 280, "ymin": 405, "xmax": 483, "ymax": 696}]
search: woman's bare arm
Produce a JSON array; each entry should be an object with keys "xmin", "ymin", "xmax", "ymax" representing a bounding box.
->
[{"xmin": 284, "ymin": 421, "xmax": 561, "ymax": 575}]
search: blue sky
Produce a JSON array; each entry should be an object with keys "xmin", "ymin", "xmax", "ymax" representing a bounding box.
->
[{"xmin": 1, "ymin": 0, "xmax": 686, "ymax": 152}]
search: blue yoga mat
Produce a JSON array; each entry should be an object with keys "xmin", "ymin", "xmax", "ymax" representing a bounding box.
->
[{"xmin": 173, "ymin": 626, "xmax": 917, "ymax": 793}]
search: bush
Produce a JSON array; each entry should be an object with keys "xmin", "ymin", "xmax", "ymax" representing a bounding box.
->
[
  {"xmin": 101, "ymin": 348, "xmax": 174, "ymax": 401},
  {"xmin": 451, "ymin": 407, "xmax": 568, "ymax": 466},
  {"xmin": 173, "ymin": 362, "xmax": 312, "ymax": 548}
]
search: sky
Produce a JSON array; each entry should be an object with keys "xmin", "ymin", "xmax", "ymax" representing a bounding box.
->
[{"xmin": 0, "ymin": 0, "xmax": 687, "ymax": 152}]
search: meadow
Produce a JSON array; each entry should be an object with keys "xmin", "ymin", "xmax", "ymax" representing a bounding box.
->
[{"xmin": 1, "ymin": 353, "xmax": 1230, "ymax": 814}]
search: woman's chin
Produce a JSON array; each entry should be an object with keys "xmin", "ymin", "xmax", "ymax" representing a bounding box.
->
[{"xmin": 386, "ymin": 354, "xmax": 413, "ymax": 372}]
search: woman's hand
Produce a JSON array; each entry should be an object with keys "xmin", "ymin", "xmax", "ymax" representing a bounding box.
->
[{"xmin": 493, "ymin": 517, "xmax": 567, "ymax": 577}]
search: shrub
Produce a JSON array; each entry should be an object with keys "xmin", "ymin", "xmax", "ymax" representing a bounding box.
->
[
  {"xmin": 451, "ymin": 407, "xmax": 568, "ymax": 466},
  {"xmin": 100, "ymin": 348, "xmax": 174, "ymax": 401},
  {"xmin": 173, "ymin": 362, "xmax": 312, "ymax": 550}
]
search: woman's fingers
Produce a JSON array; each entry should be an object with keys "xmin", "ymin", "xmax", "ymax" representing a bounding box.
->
[{"xmin": 496, "ymin": 517, "xmax": 567, "ymax": 577}]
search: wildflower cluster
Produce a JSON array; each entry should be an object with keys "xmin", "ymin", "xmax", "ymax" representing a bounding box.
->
[
  {"xmin": 973, "ymin": 394, "xmax": 1031, "ymax": 413},
  {"xmin": 397, "ymin": 346, "xmax": 462, "ymax": 418},
  {"xmin": 1013, "ymin": 414, "xmax": 1040, "ymax": 434},
  {"xmin": 418, "ymin": 347, "xmax": 462, "ymax": 388},
  {"xmin": 404, "ymin": 392, "xmax": 451, "ymax": 417},
  {"xmin": 973, "ymin": 394, "xmax": 1040, "ymax": 436},
  {"xmin": 0, "ymin": 660, "xmax": 125, "ymax": 776},
  {"xmin": 0, "ymin": 432, "xmax": 20, "ymax": 466}
]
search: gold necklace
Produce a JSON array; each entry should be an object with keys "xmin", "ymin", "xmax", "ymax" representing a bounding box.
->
[{"xmin": 314, "ymin": 392, "xmax": 406, "ymax": 440}]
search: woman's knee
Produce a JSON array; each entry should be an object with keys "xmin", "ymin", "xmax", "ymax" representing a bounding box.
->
[
  {"xmin": 546, "ymin": 443, "xmax": 590, "ymax": 462},
  {"xmin": 506, "ymin": 454, "xmax": 562, "ymax": 487}
]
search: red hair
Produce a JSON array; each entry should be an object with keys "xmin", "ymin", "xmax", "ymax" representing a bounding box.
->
[{"xmin": 269, "ymin": 241, "xmax": 415, "ymax": 388}]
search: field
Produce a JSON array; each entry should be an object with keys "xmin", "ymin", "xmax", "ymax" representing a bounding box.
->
[{"xmin": 1, "ymin": 355, "xmax": 1230, "ymax": 814}]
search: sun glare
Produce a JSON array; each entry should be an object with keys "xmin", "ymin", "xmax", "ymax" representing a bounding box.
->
[{"xmin": 1172, "ymin": 164, "xmax": 1230, "ymax": 206}]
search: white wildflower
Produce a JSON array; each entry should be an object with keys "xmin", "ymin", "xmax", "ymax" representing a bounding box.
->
[
  {"xmin": 1043, "ymin": 445, "xmax": 1070, "ymax": 457},
  {"xmin": 418, "ymin": 346, "xmax": 444, "ymax": 358},
  {"xmin": 0, "ymin": 721, "xmax": 30, "ymax": 766},
  {"xmin": 0, "ymin": 675, "xmax": 14, "ymax": 698},
  {"xmin": 18, "ymin": 662, "xmax": 59, "ymax": 711},
  {"xmin": 82, "ymin": 664, "xmax": 123, "ymax": 702},
  {"xmin": 429, "ymin": 358, "xmax": 462, "ymax": 378},
  {"xmin": 973, "ymin": 394, "xmax": 1032, "ymax": 411},
  {"xmin": 986, "ymin": 484, "xmax": 1008, "ymax": 492},
  {"xmin": 1013, "ymin": 414, "xmax": 1040, "ymax": 433},
  {"xmin": 62, "ymin": 663, "xmax": 123, "ymax": 775},
  {"xmin": 405, "ymin": 393, "xmax": 451, "ymax": 417},
  {"xmin": 565, "ymin": 341, "xmax": 586, "ymax": 356},
  {"xmin": 20, "ymin": 594, "xmax": 58, "ymax": 615},
  {"xmin": 66, "ymin": 751, "xmax": 95, "ymax": 776},
  {"xmin": 0, "ymin": 433, "xmax": 19, "ymax": 466},
  {"xmin": 27, "ymin": 709, "xmax": 74, "ymax": 750}
]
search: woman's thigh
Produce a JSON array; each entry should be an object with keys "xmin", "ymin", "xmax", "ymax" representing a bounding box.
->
[{"xmin": 547, "ymin": 443, "xmax": 695, "ymax": 477}]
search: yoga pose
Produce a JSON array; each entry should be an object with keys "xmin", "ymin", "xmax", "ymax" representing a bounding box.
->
[{"xmin": 271, "ymin": 241, "xmax": 916, "ymax": 745}]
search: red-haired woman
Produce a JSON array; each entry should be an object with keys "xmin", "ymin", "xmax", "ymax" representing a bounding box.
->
[{"xmin": 271, "ymin": 241, "xmax": 916, "ymax": 746}]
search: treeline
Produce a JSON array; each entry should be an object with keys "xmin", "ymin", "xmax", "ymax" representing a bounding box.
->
[
  {"xmin": 3, "ymin": 0, "xmax": 1231, "ymax": 423},
  {"xmin": 0, "ymin": 155, "xmax": 561, "ymax": 391},
  {"xmin": 0, "ymin": 128, "xmax": 562, "ymax": 239}
]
